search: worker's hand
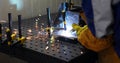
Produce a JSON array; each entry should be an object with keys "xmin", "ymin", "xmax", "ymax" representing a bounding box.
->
[
  {"xmin": 72, "ymin": 23, "xmax": 87, "ymax": 36},
  {"xmin": 72, "ymin": 24, "xmax": 113, "ymax": 52}
]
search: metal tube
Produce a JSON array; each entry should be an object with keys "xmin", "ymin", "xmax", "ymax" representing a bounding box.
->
[
  {"xmin": 63, "ymin": 12, "xmax": 66, "ymax": 30},
  {"xmin": 8, "ymin": 13, "xmax": 12, "ymax": 34},
  {"xmin": 62, "ymin": 3, "xmax": 67, "ymax": 30},
  {"xmin": 18, "ymin": 15, "xmax": 22, "ymax": 38},
  {"xmin": 6, "ymin": 13, "xmax": 12, "ymax": 45},
  {"xmin": 68, "ymin": 0, "xmax": 72, "ymax": 10},
  {"xmin": 0, "ymin": 23, "xmax": 2, "ymax": 43},
  {"xmin": 46, "ymin": 8, "xmax": 51, "ymax": 27},
  {"xmin": 46, "ymin": 8, "xmax": 51, "ymax": 37}
]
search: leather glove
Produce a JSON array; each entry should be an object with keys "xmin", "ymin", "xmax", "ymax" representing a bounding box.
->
[
  {"xmin": 72, "ymin": 23, "xmax": 87, "ymax": 36},
  {"xmin": 98, "ymin": 46, "xmax": 120, "ymax": 63},
  {"xmin": 72, "ymin": 24, "xmax": 113, "ymax": 52}
]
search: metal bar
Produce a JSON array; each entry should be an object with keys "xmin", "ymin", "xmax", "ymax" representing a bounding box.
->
[
  {"xmin": 62, "ymin": 3, "xmax": 67, "ymax": 30},
  {"xmin": 46, "ymin": 8, "xmax": 51, "ymax": 37},
  {"xmin": 0, "ymin": 23, "xmax": 2, "ymax": 43},
  {"xmin": 7, "ymin": 13, "xmax": 12, "ymax": 45},
  {"xmin": 8, "ymin": 13, "xmax": 12, "ymax": 34},
  {"xmin": 18, "ymin": 15, "xmax": 22, "ymax": 38},
  {"xmin": 46, "ymin": 8, "xmax": 51, "ymax": 27},
  {"xmin": 68, "ymin": 0, "xmax": 72, "ymax": 10}
]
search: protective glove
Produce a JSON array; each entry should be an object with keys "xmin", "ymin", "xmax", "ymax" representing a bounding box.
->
[
  {"xmin": 72, "ymin": 23, "xmax": 87, "ymax": 36},
  {"xmin": 98, "ymin": 46, "xmax": 120, "ymax": 63},
  {"xmin": 72, "ymin": 24, "xmax": 113, "ymax": 52}
]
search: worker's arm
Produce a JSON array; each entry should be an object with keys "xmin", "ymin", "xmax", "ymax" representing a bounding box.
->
[
  {"xmin": 72, "ymin": 24, "xmax": 113, "ymax": 52},
  {"xmin": 71, "ymin": 0, "xmax": 120, "ymax": 52}
]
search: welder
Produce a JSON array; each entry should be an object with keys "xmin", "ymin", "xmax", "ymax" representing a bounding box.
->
[{"xmin": 72, "ymin": 0, "xmax": 120, "ymax": 63}]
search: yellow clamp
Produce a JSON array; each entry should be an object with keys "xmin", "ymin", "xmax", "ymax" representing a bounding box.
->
[
  {"xmin": 11, "ymin": 34, "xmax": 16, "ymax": 40},
  {"xmin": 50, "ymin": 36, "xmax": 55, "ymax": 43},
  {"xmin": 50, "ymin": 27, "xmax": 54, "ymax": 33},
  {"xmin": 64, "ymin": 21, "xmax": 66, "ymax": 24},
  {"xmin": 8, "ymin": 41, "xmax": 11, "ymax": 46},
  {"xmin": 18, "ymin": 37, "xmax": 26, "ymax": 44},
  {"xmin": 45, "ymin": 27, "xmax": 50, "ymax": 31},
  {"xmin": 6, "ymin": 28, "xmax": 10, "ymax": 32},
  {"xmin": 45, "ymin": 27, "xmax": 54, "ymax": 33}
]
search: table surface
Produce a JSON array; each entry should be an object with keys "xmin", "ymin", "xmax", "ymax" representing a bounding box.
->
[{"xmin": 1, "ymin": 14, "xmax": 86, "ymax": 62}]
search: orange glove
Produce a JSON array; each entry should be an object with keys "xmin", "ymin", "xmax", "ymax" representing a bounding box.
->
[
  {"xmin": 72, "ymin": 24, "xmax": 113, "ymax": 52},
  {"xmin": 72, "ymin": 23, "xmax": 87, "ymax": 36}
]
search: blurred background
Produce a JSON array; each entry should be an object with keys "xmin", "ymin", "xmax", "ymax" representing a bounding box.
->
[{"xmin": 0, "ymin": 0, "xmax": 81, "ymax": 21}]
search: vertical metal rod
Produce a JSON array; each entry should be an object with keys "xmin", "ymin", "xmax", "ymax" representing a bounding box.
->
[
  {"xmin": 46, "ymin": 8, "xmax": 51, "ymax": 37},
  {"xmin": 68, "ymin": 0, "xmax": 72, "ymax": 10},
  {"xmin": 18, "ymin": 15, "xmax": 22, "ymax": 38},
  {"xmin": 0, "ymin": 23, "xmax": 2, "ymax": 43},
  {"xmin": 62, "ymin": 3, "xmax": 67, "ymax": 30},
  {"xmin": 46, "ymin": 8, "xmax": 51, "ymax": 27},
  {"xmin": 62, "ymin": 11, "xmax": 66, "ymax": 30},
  {"xmin": 8, "ymin": 13, "xmax": 12, "ymax": 34},
  {"xmin": 7, "ymin": 13, "xmax": 12, "ymax": 45}
]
